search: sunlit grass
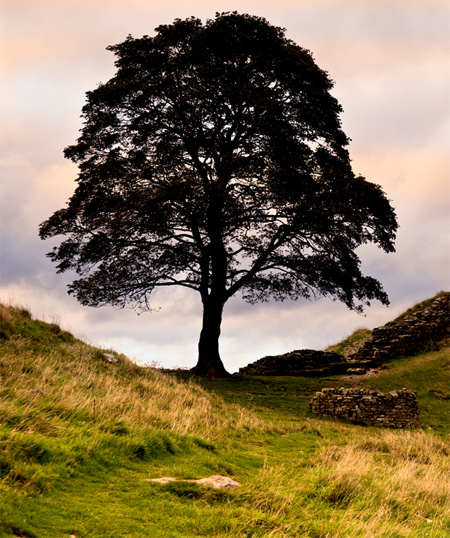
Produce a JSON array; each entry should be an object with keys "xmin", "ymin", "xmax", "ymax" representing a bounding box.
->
[{"xmin": 0, "ymin": 302, "xmax": 265, "ymax": 441}]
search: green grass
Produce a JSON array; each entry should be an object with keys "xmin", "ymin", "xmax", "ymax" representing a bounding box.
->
[
  {"xmin": 1, "ymin": 301, "xmax": 450, "ymax": 537},
  {"xmin": 192, "ymin": 348, "xmax": 450, "ymax": 437},
  {"xmin": 190, "ymin": 373, "xmax": 354, "ymax": 423}
]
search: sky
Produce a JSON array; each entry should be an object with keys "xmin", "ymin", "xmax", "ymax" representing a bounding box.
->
[{"xmin": 1, "ymin": 0, "xmax": 449, "ymax": 373}]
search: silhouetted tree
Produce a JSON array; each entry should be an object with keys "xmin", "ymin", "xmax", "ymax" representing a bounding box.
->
[{"xmin": 39, "ymin": 13, "xmax": 398, "ymax": 377}]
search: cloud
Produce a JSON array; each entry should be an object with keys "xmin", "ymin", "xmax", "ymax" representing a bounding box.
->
[{"xmin": 1, "ymin": 0, "xmax": 449, "ymax": 372}]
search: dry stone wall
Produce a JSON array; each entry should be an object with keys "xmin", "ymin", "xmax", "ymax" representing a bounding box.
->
[
  {"xmin": 238, "ymin": 350, "xmax": 348, "ymax": 377},
  {"xmin": 309, "ymin": 387, "xmax": 421, "ymax": 428},
  {"xmin": 347, "ymin": 293, "xmax": 449, "ymax": 368},
  {"xmin": 239, "ymin": 293, "xmax": 449, "ymax": 376}
]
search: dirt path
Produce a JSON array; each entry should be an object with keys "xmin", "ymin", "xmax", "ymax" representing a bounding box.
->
[{"xmin": 340, "ymin": 368, "xmax": 382, "ymax": 388}]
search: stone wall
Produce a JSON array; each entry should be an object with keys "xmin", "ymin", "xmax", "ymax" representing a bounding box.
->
[
  {"xmin": 238, "ymin": 349, "xmax": 348, "ymax": 377},
  {"xmin": 239, "ymin": 293, "xmax": 449, "ymax": 376},
  {"xmin": 309, "ymin": 387, "xmax": 421, "ymax": 428},
  {"xmin": 347, "ymin": 293, "xmax": 449, "ymax": 368}
]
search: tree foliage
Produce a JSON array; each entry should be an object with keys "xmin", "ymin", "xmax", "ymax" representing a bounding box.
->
[{"xmin": 39, "ymin": 13, "xmax": 398, "ymax": 376}]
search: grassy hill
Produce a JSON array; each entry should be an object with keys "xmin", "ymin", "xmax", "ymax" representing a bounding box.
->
[{"xmin": 1, "ymin": 300, "xmax": 449, "ymax": 537}]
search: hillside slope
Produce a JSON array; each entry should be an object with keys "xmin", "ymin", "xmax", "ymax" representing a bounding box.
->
[{"xmin": 1, "ymin": 301, "xmax": 449, "ymax": 538}]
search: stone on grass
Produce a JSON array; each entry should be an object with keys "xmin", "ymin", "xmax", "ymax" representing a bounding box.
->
[
  {"xmin": 195, "ymin": 475, "xmax": 241, "ymax": 490},
  {"xmin": 146, "ymin": 475, "xmax": 241, "ymax": 490},
  {"xmin": 103, "ymin": 353, "xmax": 119, "ymax": 364}
]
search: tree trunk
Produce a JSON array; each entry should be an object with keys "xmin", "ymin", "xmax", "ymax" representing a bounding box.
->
[{"xmin": 191, "ymin": 298, "xmax": 231, "ymax": 378}]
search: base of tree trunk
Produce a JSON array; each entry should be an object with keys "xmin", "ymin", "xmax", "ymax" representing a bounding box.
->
[{"xmin": 190, "ymin": 362, "xmax": 232, "ymax": 378}]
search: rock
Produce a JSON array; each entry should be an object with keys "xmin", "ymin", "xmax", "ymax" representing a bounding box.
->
[
  {"xmin": 148, "ymin": 477, "xmax": 178, "ymax": 484},
  {"xmin": 196, "ymin": 475, "xmax": 241, "ymax": 490},
  {"xmin": 103, "ymin": 353, "xmax": 119, "ymax": 364},
  {"xmin": 346, "ymin": 368, "xmax": 366, "ymax": 375},
  {"xmin": 146, "ymin": 475, "xmax": 241, "ymax": 490}
]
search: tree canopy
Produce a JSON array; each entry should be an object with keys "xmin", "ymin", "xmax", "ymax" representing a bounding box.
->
[{"xmin": 39, "ymin": 12, "xmax": 398, "ymax": 377}]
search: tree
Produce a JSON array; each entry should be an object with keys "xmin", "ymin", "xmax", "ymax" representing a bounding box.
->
[{"xmin": 39, "ymin": 13, "xmax": 398, "ymax": 377}]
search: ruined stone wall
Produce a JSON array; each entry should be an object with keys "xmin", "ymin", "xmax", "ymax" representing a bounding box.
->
[
  {"xmin": 239, "ymin": 293, "xmax": 449, "ymax": 376},
  {"xmin": 239, "ymin": 349, "xmax": 347, "ymax": 376},
  {"xmin": 348, "ymin": 294, "xmax": 449, "ymax": 368},
  {"xmin": 309, "ymin": 387, "xmax": 421, "ymax": 428}
]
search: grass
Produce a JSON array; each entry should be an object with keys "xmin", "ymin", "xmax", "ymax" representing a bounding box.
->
[
  {"xmin": 1, "ymin": 300, "xmax": 449, "ymax": 537},
  {"xmin": 325, "ymin": 328, "xmax": 372, "ymax": 357}
]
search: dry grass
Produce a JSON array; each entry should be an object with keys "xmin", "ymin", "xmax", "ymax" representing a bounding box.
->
[
  {"xmin": 321, "ymin": 431, "xmax": 448, "ymax": 499},
  {"xmin": 0, "ymin": 303, "xmax": 267, "ymax": 443},
  {"xmin": 1, "ymin": 345, "xmax": 265, "ymax": 441},
  {"xmin": 233, "ymin": 429, "xmax": 450, "ymax": 537}
]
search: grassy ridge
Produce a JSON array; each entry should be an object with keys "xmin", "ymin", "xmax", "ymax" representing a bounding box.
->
[
  {"xmin": 392, "ymin": 291, "xmax": 449, "ymax": 322},
  {"xmin": 325, "ymin": 328, "xmax": 372, "ymax": 357},
  {"xmin": 1, "ymin": 301, "xmax": 449, "ymax": 537}
]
